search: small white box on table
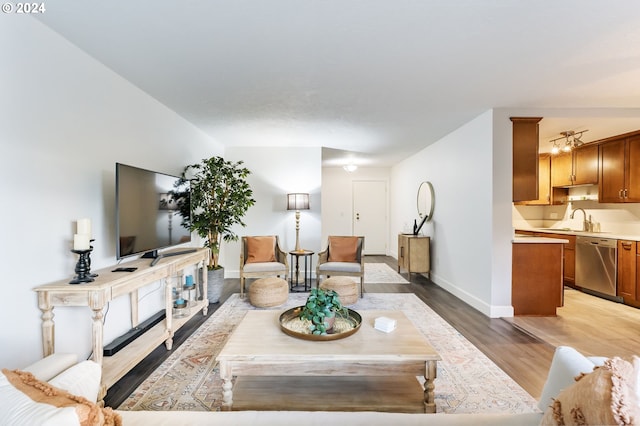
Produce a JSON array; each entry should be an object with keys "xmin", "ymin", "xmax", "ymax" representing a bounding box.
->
[{"xmin": 374, "ymin": 316, "xmax": 396, "ymax": 333}]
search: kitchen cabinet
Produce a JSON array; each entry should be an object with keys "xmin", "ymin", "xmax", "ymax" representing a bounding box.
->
[
  {"xmin": 515, "ymin": 154, "xmax": 551, "ymax": 205},
  {"xmin": 512, "ymin": 240, "xmax": 564, "ymax": 316},
  {"xmin": 551, "ymin": 144, "xmax": 599, "ymax": 187},
  {"xmin": 515, "ymin": 230, "xmax": 575, "ymax": 286},
  {"xmin": 618, "ymin": 240, "xmax": 637, "ymax": 302},
  {"xmin": 512, "ymin": 117, "xmax": 542, "ymax": 202},
  {"xmin": 599, "ymin": 133, "xmax": 640, "ymax": 203},
  {"xmin": 397, "ymin": 234, "xmax": 430, "ymax": 277}
]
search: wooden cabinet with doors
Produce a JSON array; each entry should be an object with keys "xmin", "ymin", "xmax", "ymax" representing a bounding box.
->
[
  {"xmin": 515, "ymin": 230, "xmax": 575, "ymax": 286},
  {"xmin": 618, "ymin": 240, "xmax": 637, "ymax": 304},
  {"xmin": 572, "ymin": 144, "xmax": 599, "ymax": 185},
  {"xmin": 515, "ymin": 154, "xmax": 551, "ymax": 205},
  {"xmin": 551, "ymin": 144, "xmax": 599, "ymax": 187},
  {"xmin": 397, "ymin": 234, "xmax": 430, "ymax": 277},
  {"xmin": 599, "ymin": 132, "xmax": 640, "ymax": 203},
  {"xmin": 512, "ymin": 117, "xmax": 542, "ymax": 202}
]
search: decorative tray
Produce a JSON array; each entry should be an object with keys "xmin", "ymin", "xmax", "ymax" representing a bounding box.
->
[{"xmin": 279, "ymin": 306, "xmax": 362, "ymax": 341}]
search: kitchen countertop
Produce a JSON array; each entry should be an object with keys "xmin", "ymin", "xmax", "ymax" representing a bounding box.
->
[
  {"xmin": 516, "ymin": 228, "xmax": 640, "ymax": 241},
  {"xmin": 513, "ymin": 235, "xmax": 569, "ymax": 244}
]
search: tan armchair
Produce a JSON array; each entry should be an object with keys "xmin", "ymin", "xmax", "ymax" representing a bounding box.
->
[
  {"xmin": 316, "ymin": 236, "xmax": 365, "ymax": 298},
  {"xmin": 240, "ymin": 236, "xmax": 289, "ymax": 297}
]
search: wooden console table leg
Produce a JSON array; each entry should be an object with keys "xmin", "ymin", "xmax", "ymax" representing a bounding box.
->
[
  {"xmin": 37, "ymin": 292, "xmax": 54, "ymax": 357},
  {"xmin": 219, "ymin": 361, "xmax": 233, "ymax": 410},
  {"xmin": 90, "ymin": 306, "xmax": 105, "ymax": 366},
  {"xmin": 201, "ymin": 262, "xmax": 208, "ymax": 314},
  {"xmin": 164, "ymin": 276, "xmax": 174, "ymax": 350},
  {"xmin": 424, "ymin": 360, "xmax": 437, "ymax": 413}
]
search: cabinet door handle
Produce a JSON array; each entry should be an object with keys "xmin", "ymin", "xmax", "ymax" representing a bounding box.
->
[
  {"xmin": 621, "ymin": 242, "xmax": 633, "ymax": 250},
  {"xmin": 624, "ymin": 189, "xmax": 628, "ymax": 199},
  {"xmin": 619, "ymin": 189, "xmax": 624, "ymax": 199}
]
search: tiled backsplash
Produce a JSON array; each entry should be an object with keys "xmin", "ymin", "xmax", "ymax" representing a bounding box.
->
[{"xmin": 513, "ymin": 186, "xmax": 640, "ymax": 236}]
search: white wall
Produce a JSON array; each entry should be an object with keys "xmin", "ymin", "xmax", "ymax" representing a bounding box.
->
[
  {"xmin": 0, "ymin": 17, "xmax": 221, "ymax": 368},
  {"xmin": 320, "ymin": 167, "xmax": 390, "ymax": 252},
  {"xmin": 390, "ymin": 111, "xmax": 510, "ymax": 316},
  {"xmin": 220, "ymin": 146, "xmax": 322, "ymax": 277}
]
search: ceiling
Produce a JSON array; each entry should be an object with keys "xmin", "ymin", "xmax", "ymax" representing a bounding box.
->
[{"xmin": 35, "ymin": 1, "xmax": 640, "ymax": 167}]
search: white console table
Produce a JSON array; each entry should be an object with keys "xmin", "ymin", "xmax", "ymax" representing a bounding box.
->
[{"xmin": 33, "ymin": 248, "xmax": 210, "ymax": 398}]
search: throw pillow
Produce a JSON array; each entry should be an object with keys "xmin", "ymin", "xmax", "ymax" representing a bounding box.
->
[
  {"xmin": 540, "ymin": 356, "xmax": 639, "ymax": 426},
  {"xmin": 246, "ymin": 236, "xmax": 276, "ymax": 263},
  {"xmin": 48, "ymin": 360, "xmax": 101, "ymax": 403},
  {"xmin": 0, "ymin": 368, "xmax": 121, "ymax": 426},
  {"xmin": 538, "ymin": 346, "xmax": 599, "ymax": 411},
  {"xmin": 328, "ymin": 236, "xmax": 359, "ymax": 262}
]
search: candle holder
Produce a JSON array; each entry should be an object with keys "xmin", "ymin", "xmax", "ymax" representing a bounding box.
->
[
  {"xmin": 69, "ymin": 248, "xmax": 95, "ymax": 284},
  {"xmin": 88, "ymin": 240, "xmax": 98, "ymax": 278}
]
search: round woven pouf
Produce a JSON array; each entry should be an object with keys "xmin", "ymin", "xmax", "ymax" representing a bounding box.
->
[
  {"xmin": 248, "ymin": 277, "xmax": 288, "ymax": 308},
  {"xmin": 319, "ymin": 277, "xmax": 358, "ymax": 306}
]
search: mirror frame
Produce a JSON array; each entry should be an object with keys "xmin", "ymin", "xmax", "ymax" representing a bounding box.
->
[{"xmin": 417, "ymin": 181, "xmax": 435, "ymax": 222}]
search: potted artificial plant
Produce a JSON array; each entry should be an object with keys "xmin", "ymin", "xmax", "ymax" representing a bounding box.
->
[
  {"xmin": 171, "ymin": 156, "xmax": 255, "ymax": 303},
  {"xmin": 299, "ymin": 288, "xmax": 348, "ymax": 335}
]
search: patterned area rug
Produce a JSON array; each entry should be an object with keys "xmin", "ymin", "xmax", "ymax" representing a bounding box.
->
[
  {"xmin": 363, "ymin": 263, "xmax": 410, "ymax": 284},
  {"xmin": 118, "ymin": 293, "xmax": 539, "ymax": 414}
]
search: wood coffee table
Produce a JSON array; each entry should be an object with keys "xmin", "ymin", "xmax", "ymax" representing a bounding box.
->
[{"xmin": 216, "ymin": 309, "xmax": 441, "ymax": 413}]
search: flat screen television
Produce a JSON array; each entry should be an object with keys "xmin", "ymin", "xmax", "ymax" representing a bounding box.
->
[{"xmin": 115, "ymin": 163, "xmax": 193, "ymax": 262}]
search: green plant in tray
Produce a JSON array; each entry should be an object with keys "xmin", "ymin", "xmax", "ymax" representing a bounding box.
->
[{"xmin": 299, "ymin": 287, "xmax": 349, "ymax": 335}]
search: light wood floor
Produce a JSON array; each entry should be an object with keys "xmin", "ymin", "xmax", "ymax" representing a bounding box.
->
[
  {"xmin": 504, "ymin": 287, "xmax": 640, "ymax": 358},
  {"xmin": 103, "ymin": 256, "xmax": 640, "ymax": 408}
]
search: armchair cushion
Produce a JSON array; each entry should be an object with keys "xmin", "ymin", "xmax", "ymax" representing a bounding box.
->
[
  {"xmin": 243, "ymin": 262, "xmax": 286, "ymax": 273},
  {"xmin": 328, "ymin": 236, "xmax": 359, "ymax": 262},
  {"xmin": 318, "ymin": 262, "xmax": 362, "ymax": 273},
  {"xmin": 245, "ymin": 236, "xmax": 277, "ymax": 264}
]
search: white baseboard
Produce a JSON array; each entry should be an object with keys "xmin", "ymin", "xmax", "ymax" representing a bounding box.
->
[{"xmin": 430, "ymin": 273, "xmax": 513, "ymax": 319}]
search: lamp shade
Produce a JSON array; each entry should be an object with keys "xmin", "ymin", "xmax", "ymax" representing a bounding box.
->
[
  {"xmin": 287, "ymin": 193, "xmax": 309, "ymax": 211},
  {"xmin": 158, "ymin": 193, "xmax": 178, "ymax": 211}
]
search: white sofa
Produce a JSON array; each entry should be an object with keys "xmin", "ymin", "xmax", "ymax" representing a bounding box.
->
[{"xmin": 0, "ymin": 347, "xmax": 620, "ymax": 425}]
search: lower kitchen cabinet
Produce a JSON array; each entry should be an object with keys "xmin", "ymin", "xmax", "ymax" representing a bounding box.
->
[
  {"xmin": 516, "ymin": 231, "xmax": 575, "ymax": 286},
  {"xmin": 512, "ymin": 241, "xmax": 564, "ymax": 316},
  {"xmin": 618, "ymin": 240, "xmax": 638, "ymax": 304}
]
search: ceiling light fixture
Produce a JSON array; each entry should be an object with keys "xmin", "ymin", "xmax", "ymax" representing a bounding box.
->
[
  {"xmin": 343, "ymin": 164, "xmax": 358, "ymax": 172},
  {"xmin": 548, "ymin": 130, "xmax": 589, "ymax": 154}
]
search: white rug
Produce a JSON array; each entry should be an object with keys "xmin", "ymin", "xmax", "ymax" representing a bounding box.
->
[
  {"xmin": 364, "ymin": 263, "xmax": 410, "ymax": 284},
  {"xmin": 118, "ymin": 293, "xmax": 539, "ymax": 414}
]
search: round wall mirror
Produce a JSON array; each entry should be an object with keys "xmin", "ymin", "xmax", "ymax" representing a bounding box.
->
[{"xmin": 417, "ymin": 181, "xmax": 435, "ymax": 221}]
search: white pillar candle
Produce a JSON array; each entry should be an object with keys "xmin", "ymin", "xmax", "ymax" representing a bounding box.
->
[
  {"xmin": 73, "ymin": 234, "xmax": 90, "ymax": 250},
  {"xmin": 77, "ymin": 218, "xmax": 91, "ymax": 237}
]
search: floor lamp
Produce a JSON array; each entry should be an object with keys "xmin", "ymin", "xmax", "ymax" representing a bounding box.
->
[
  {"xmin": 287, "ymin": 193, "xmax": 310, "ymax": 252},
  {"xmin": 159, "ymin": 193, "xmax": 178, "ymax": 245}
]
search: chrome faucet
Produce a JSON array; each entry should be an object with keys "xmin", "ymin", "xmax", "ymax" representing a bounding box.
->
[{"xmin": 570, "ymin": 208, "xmax": 590, "ymax": 232}]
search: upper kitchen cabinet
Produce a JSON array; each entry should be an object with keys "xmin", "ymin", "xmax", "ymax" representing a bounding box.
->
[
  {"xmin": 515, "ymin": 154, "xmax": 551, "ymax": 206},
  {"xmin": 512, "ymin": 117, "xmax": 542, "ymax": 202},
  {"xmin": 551, "ymin": 144, "xmax": 599, "ymax": 187},
  {"xmin": 599, "ymin": 131, "xmax": 640, "ymax": 203}
]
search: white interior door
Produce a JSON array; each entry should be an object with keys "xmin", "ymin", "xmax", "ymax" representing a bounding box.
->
[{"xmin": 353, "ymin": 180, "xmax": 387, "ymax": 254}]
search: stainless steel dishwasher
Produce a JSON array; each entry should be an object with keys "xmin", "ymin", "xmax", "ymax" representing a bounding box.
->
[{"xmin": 575, "ymin": 236, "xmax": 620, "ymax": 301}]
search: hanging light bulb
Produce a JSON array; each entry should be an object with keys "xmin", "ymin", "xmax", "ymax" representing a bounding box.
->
[{"xmin": 551, "ymin": 142, "xmax": 560, "ymax": 155}]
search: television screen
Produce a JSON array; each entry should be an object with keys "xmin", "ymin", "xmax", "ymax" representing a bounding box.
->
[{"xmin": 116, "ymin": 163, "xmax": 191, "ymax": 259}]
